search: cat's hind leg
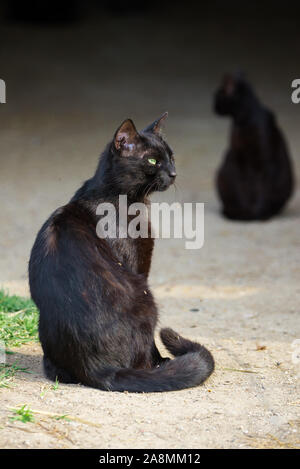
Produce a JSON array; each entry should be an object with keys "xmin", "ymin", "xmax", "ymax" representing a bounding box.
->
[{"xmin": 43, "ymin": 356, "xmax": 79, "ymax": 384}]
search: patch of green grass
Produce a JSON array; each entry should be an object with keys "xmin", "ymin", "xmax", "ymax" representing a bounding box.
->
[
  {"xmin": 0, "ymin": 290, "xmax": 39, "ymax": 347},
  {"xmin": 10, "ymin": 404, "xmax": 35, "ymax": 424},
  {"xmin": 52, "ymin": 376, "xmax": 59, "ymax": 391},
  {"xmin": 0, "ymin": 362, "xmax": 31, "ymax": 388},
  {"xmin": 9, "ymin": 406, "xmax": 71, "ymax": 424},
  {"xmin": 52, "ymin": 414, "xmax": 70, "ymax": 421},
  {"xmin": 0, "ymin": 290, "xmax": 36, "ymax": 314},
  {"xmin": 40, "ymin": 377, "xmax": 60, "ymax": 397}
]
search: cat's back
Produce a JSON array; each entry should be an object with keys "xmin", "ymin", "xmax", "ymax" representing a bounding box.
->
[
  {"xmin": 30, "ymin": 202, "xmax": 96, "ymax": 265},
  {"xmin": 29, "ymin": 201, "xmax": 100, "ymax": 301},
  {"xmin": 29, "ymin": 199, "xmax": 146, "ymax": 312}
]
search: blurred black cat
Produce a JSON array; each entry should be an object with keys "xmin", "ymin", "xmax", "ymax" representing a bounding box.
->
[
  {"xmin": 29, "ymin": 113, "xmax": 214, "ymax": 393},
  {"xmin": 214, "ymin": 73, "xmax": 294, "ymax": 220}
]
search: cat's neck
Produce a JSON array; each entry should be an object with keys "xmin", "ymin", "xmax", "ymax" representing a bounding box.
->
[
  {"xmin": 232, "ymin": 93, "xmax": 264, "ymax": 126},
  {"xmin": 71, "ymin": 144, "xmax": 149, "ymax": 207}
]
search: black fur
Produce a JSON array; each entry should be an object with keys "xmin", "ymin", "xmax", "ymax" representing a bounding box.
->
[
  {"xmin": 214, "ymin": 73, "xmax": 294, "ymax": 220},
  {"xmin": 29, "ymin": 114, "xmax": 214, "ymax": 393}
]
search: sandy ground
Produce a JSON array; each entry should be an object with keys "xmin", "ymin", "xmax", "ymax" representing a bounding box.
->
[{"xmin": 0, "ymin": 7, "xmax": 299, "ymax": 448}]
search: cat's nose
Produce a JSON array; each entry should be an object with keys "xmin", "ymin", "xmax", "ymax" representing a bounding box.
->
[{"xmin": 169, "ymin": 171, "xmax": 177, "ymax": 178}]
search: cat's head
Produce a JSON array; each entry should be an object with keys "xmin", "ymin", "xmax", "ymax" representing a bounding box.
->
[
  {"xmin": 214, "ymin": 72, "xmax": 254, "ymax": 116},
  {"xmin": 110, "ymin": 112, "xmax": 176, "ymax": 196}
]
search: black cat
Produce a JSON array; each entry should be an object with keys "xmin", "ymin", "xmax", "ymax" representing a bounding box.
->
[
  {"xmin": 214, "ymin": 73, "xmax": 294, "ymax": 220},
  {"xmin": 29, "ymin": 113, "xmax": 214, "ymax": 392}
]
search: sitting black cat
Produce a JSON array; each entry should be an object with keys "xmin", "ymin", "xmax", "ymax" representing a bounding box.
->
[
  {"xmin": 29, "ymin": 113, "xmax": 214, "ymax": 392},
  {"xmin": 214, "ymin": 73, "xmax": 294, "ymax": 220}
]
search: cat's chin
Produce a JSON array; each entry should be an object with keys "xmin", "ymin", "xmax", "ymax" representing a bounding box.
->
[
  {"xmin": 156, "ymin": 182, "xmax": 173, "ymax": 192},
  {"xmin": 144, "ymin": 181, "xmax": 172, "ymax": 194}
]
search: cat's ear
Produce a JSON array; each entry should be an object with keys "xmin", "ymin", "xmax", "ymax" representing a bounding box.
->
[
  {"xmin": 223, "ymin": 70, "xmax": 245, "ymax": 96},
  {"xmin": 114, "ymin": 119, "xmax": 140, "ymax": 156},
  {"xmin": 143, "ymin": 111, "xmax": 168, "ymax": 136}
]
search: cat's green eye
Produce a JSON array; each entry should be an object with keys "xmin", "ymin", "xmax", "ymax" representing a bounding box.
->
[{"xmin": 148, "ymin": 158, "xmax": 157, "ymax": 165}]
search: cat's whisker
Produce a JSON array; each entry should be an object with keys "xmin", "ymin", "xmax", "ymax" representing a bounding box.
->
[
  {"xmin": 173, "ymin": 183, "xmax": 184, "ymax": 204},
  {"xmin": 145, "ymin": 179, "xmax": 158, "ymax": 199}
]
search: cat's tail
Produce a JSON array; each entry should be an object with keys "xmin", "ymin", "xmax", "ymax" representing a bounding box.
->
[{"xmin": 89, "ymin": 328, "xmax": 214, "ymax": 393}]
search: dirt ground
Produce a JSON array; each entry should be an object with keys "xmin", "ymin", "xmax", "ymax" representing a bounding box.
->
[{"xmin": 0, "ymin": 6, "xmax": 299, "ymax": 448}]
